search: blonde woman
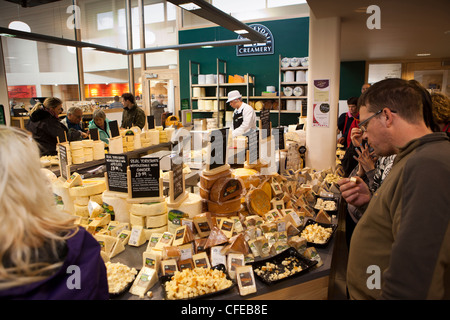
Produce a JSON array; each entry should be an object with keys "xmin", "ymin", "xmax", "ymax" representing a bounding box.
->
[{"xmin": 0, "ymin": 126, "xmax": 108, "ymax": 300}]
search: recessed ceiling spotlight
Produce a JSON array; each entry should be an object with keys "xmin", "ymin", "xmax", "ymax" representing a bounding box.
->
[{"xmin": 179, "ymin": 2, "xmax": 201, "ymax": 11}]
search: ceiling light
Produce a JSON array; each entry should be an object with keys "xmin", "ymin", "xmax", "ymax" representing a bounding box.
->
[
  {"xmin": 8, "ymin": 21, "xmax": 31, "ymax": 32},
  {"xmin": 234, "ymin": 30, "xmax": 249, "ymax": 35},
  {"xmin": 163, "ymin": 49, "xmax": 176, "ymax": 52},
  {"xmin": 416, "ymin": 53, "xmax": 431, "ymax": 57},
  {"xmin": 179, "ymin": 2, "xmax": 201, "ymax": 10},
  {"xmin": 201, "ymin": 45, "xmax": 213, "ymax": 48}
]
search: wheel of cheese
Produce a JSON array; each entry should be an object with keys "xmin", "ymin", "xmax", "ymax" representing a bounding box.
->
[
  {"xmin": 130, "ymin": 202, "xmax": 167, "ymax": 216},
  {"xmin": 209, "ymin": 177, "xmax": 243, "ymax": 203},
  {"xmin": 69, "ymin": 180, "xmax": 106, "ymax": 197},
  {"xmin": 207, "ymin": 197, "xmax": 241, "ymax": 215},
  {"xmin": 74, "ymin": 196, "xmax": 90, "ymax": 206},
  {"xmin": 146, "ymin": 213, "xmax": 168, "ymax": 228},
  {"xmin": 143, "ymin": 225, "xmax": 168, "ymax": 240},
  {"xmin": 231, "ymin": 168, "xmax": 260, "ymax": 189},
  {"xmin": 102, "ymin": 191, "xmax": 131, "ymax": 223},
  {"xmin": 199, "ymin": 169, "xmax": 232, "ymax": 189},
  {"xmin": 70, "ymin": 141, "xmax": 83, "ymax": 150},
  {"xmin": 82, "ymin": 139, "xmax": 94, "ymax": 148},
  {"xmin": 246, "ymin": 188, "xmax": 271, "ymax": 217},
  {"xmin": 74, "ymin": 204, "xmax": 89, "ymax": 217}
]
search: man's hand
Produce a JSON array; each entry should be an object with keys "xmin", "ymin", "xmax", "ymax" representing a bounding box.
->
[{"xmin": 338, "ymin": 177, "xmax": 372, "ymax": 207}]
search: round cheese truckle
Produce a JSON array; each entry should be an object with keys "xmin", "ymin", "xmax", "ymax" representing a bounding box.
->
[
  {"xmin": 206, "ymin": 197, "xmax": 241, "ymax": 215},
  {"xmin": 246, "ymin": 188, "xmax": 271, "ymax": 217}
]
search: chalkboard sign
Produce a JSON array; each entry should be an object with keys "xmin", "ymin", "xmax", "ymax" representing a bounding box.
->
[
  {"xmin": 259, "ymin": 109, "xmax": 271, "ymax": 139},
  {"xmin": 58, "ymin": 144, "xmax": 69, "ymax": 180},
  {"xmin": 207, "ymin": 128, "xmax": 229, "ymax": 171},
  {"xmin": 109, "ymin": 120, "xmax": 120, "ymax": 137},
  {"xmin": 89, "ymin": 128, "xmax": 100, "ymax": 141},
  {"xmin": 129, "ymin": 158, "xmax": 160, "ymax": 198},
  {"xmin": 0, "ymin": 105, "xmax": 5, "ymax": 125},
  {"xmin": 246, "ymin": 129, "xmax": 259, "ymax": 164},
  {"xmin": 273, "ymin": 127, "xmax": 285, "ymax": 150},
  {"xmin": 105, "ymin": 154, "xmax": 128, "ymax": 193},
  {"xmin": 147, "ymin": 115, "xmax": 155, "ymax": 130},
  {"xmin": 170, "ymin": 154, "xmax": 185, "ymax": 202}
]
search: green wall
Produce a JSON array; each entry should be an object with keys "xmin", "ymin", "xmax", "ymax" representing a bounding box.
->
[
  {"xmin": 339, "ymin": 61, "xmax": 366, "ymax": 100},
  {"xmin": 178, "ymin": 17, "xmax": 366, "ymax": 126},
  {"xmin": 178, "ymin": 17, "xmax": 309, "ymax": 126}
]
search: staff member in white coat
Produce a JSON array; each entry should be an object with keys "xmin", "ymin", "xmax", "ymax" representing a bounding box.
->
[{"xmin": 227, "ymin": 90, "xmax": 256, "ymax": 138}]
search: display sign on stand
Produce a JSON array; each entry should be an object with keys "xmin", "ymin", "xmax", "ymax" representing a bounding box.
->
[
  {"xmin": 245, "ymin": 129, "xmax": 260, "ymax": 165},
  {"xmin": 147, "ymin": 115, "xmax": 155, "ymax": 130},
  {"xmin": 105, "ymin": 154, "xmax": 128, "ymax": 193},
  {"xmin": 89, "ymin": 128, "xmax": 100, "ymax": 141},
  {"xmin": 127, "ymin": 157, "xmax": 163, "ymax": 202},
  {"xmin": 273, "ymin": 127, "xmax": 285, "ymax": 151},
  {"xmin": 259, "ymin": 109, "xmax": 271, "ymax": 140},
  {"xmin": 58, "ymin": 143, "xmax": 69, "ymax": 180},
  {"xmin": 109, "ymin": 120, "xmax": 120, "ymax": 137},
  {"xmin": 168, "ymin": 152, "xmax": 188, "ymax": 204},
  {"xmin": 205, "ymin": 127, "xmax": 230, "ymax": 174}
]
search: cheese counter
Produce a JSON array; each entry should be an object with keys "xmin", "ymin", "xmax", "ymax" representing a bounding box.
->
[{"xmin": 109, "ymin": 218, "xmax": 338, "ymax": 300}]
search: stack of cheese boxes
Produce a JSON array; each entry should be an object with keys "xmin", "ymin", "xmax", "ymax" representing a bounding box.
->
[{"xmin": 68, "ymin": 139, "xmax": 105, "ymax": 165}]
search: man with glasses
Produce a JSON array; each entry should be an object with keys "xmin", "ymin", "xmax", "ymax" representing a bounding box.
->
[{"xmin": 339, "ymin": 78, "xmax": 450, "ymax": 299}]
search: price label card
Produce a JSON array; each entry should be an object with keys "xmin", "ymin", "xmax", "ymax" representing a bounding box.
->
[
  {"xmin": 105, "ymin": 154, "xmax": 128, "ymax": 193},
  {"xmin": 129, "ymin": 158, "xmax": 160, "ymax": 198}
]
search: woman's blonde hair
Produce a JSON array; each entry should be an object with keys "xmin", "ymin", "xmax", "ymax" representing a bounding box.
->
[
  {"xmin": 43, "ymin": 97, "xmax": 62, "ymax": 110},
  {"xmin": 0, "ymin": 126, "xmax": 77, "ymax": 290}
]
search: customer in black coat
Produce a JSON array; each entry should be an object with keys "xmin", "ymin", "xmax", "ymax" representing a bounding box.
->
[{"xmin": 26, "ymin": 97, "xmax": 82, "ymax": 156}]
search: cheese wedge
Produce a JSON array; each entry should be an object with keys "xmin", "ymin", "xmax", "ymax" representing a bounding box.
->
[
  {"xmin": 128, "ymin": 226, "xmax": 147, "ymax": 247},
  {"xmin": 129, "ymin": 267, "xmax": 158, "ymax": 298}
]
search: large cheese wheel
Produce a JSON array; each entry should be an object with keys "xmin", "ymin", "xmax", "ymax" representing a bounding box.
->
[
  {"xmin": 102, "ymin": 191, "xmax": 131, "ymax": 223},
  {"xmin": 69, "ymin": 180, "xmax": 106, "ymax": 197},
  {"xmin": 207, "ymin": 197, "xmax": 241, "ymax": 215},
  {"xmin": 146, "ymin": 213, "xmax": 168, "ymax": 228},
  {"xmin": 199, "ymin": 169, "xmax": 232, "ymax": 189},
  {"xmin": 246, "ymin": 188, "xmax": 271, "ymax": 217},
  {"xmin": 232, "ymin": 168, "xmax": 260, "ymax": 189},
  {"xmin": 209, "ymin": 177, "xmax": 243, "ymax": 203},
  {"xmin": 130, "ymin": 202, "xmax": 167, "ymax": 216}
]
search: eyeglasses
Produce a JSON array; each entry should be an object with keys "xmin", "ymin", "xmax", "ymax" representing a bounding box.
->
[{"xmin": 358, "ymin": 108, "xmax": 397, "ymax": 133}]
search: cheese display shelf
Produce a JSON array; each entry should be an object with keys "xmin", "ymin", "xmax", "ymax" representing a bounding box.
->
[
  {"xmin": 50, "ymin": 141, "xmax": 173, "ymax": 178},
  {"xmin": 54, "ymin": 139, "xmax": 345, "ymax": 300},
  {"xmin": 189, "ymin": 59, "xmax": 255, "ymax": 128}
]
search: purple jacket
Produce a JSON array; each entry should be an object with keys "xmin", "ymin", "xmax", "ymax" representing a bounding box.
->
[{"xmin": 0, "ymin": 228, "xmax": 109, "ymax": 300}]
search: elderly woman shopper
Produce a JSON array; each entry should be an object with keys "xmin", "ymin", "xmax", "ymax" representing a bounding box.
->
[{"xmin": 88, "ymin": 109, "xmax": 111, "ymax": 145}]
